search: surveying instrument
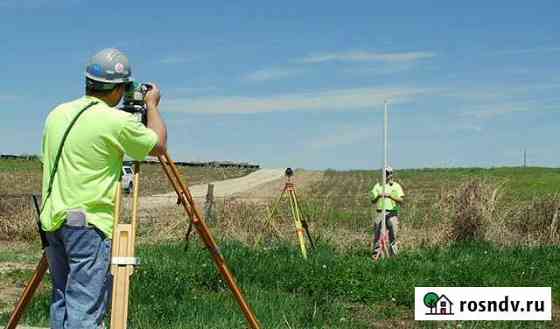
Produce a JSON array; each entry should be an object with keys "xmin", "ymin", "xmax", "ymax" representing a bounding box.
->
[
  {"xmin": 373, "ymin": 100, "xmax": 391, "ymax": 261},
  {"xmin": 5, "ymin": 82, "xmax": 262, "ymax": 329},
  {"xmin": 266, "ymin": 168, "xmax": 315, "ymax": 259}
]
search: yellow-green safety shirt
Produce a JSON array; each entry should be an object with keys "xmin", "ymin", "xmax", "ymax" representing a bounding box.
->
[
  {"xmin": 40, "ymin": 96, "xmax": 158, "ymax": 238},
  {"xmin": 369, "ymin": 181, "xmax": 405, "ymax": 211}
]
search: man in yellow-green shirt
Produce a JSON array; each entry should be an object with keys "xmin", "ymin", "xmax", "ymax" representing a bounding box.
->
[
  {"xmin": 41, "ymin": 48, "xmax": 167, "ymax": 329},
  {"xmin": 369, "ymin": 166, "xmax": 405, "ymax": 259}
]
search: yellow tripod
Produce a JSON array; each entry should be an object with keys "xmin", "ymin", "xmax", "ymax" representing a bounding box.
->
[{"xmin": 266, "ymin": 168, "xmax": 315, "ymax": 259}]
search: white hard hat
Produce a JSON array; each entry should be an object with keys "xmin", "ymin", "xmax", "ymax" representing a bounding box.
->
[{"xmin": 86, "ymin": 48, "xmax": 133, "ymax": 85}]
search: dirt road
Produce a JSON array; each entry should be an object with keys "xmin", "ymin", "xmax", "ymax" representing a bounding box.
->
[{"xmin": 139, "ymin": 168, "xmax": 286, "ymax": 209}]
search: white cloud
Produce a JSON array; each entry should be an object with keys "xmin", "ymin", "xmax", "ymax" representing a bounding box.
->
[
  {"xmin": 244, "ymin": 67, "xmax": 304, "ymax": 82},
  {"xmin": 341, "ymin": 62, "xmax": 417, "ymax": 76},
  {"xmin": 441, "ymin": 83, "xmax": 560, "ymax": 119},
  {"xmin": 163, "ymin": 86, "xmax": 430, "ymax": 114},
  {"xmin": 166, "ymin": 86, "xmax": 217, "ymax": 97},
  {"xmin": 306, "ymin": 125, "xmax": 374, "ymax": 150},
  {"xmin": 301, "ymin": 51, "xmax": 435, "ymax": 64},
  {"xmin": 461, "ymin": 104, "xmax": 534, "ymax": 119}
]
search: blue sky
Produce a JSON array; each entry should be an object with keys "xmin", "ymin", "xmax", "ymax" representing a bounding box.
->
[{"xmin": 1, "ymin": 0, "xmax": 559, "ymax": 169}]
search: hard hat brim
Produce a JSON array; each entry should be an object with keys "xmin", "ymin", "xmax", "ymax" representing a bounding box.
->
[{"xmin": 85, "ymin": 72, "xmax": 134, "ymax": 84}]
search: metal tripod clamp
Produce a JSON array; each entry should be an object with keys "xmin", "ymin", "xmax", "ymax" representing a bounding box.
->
[{"xmin": 111, "ymin": 257, "xmax": 140, "ymax": 266}]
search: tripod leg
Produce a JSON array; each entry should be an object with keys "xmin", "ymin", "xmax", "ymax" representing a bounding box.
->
[
  {"xmin": 380, "ymin": 216, "xmax": 390, "ymax": 258},
  {"xmin": 266, "ymin": 188, "xmax": 285, "ymax": 223},
  {"xmin": 288, "ymin": 190, "xmax": 308, "ymax": 259},
  {"xmin": 158, "ymin": 152, "xmax": 261, "ymax": 329},
  {"xmin": 5, "ymin": 253, "xmax": 48, "ymax": 329},
  {"xmin": 158, "ymin": 155, "xmax": 196, "ymax": 249},
  {"xmin": 263, "ymin": 189, "xmax": 285, "ymax": 239},
  {"xmin": 183, "ymin": 220, "xmax": 194, "ymax": 251},
  {"xmin": 5, "ymin": 195, "xmax": 50, "ymax": 329},
  {"xmin": 291, "ymin": 190, "xmax": 315, "ymax": 250},
  {"xmin": 110, "ymin": 163, "xmax": 140, "ymax": 329}
]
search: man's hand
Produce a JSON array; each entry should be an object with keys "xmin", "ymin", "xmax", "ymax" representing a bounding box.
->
[
  {"xmin": 144, "ymin": 82, "xmax": 167, "ymax": 157},
  {"xmin": 144, "ymin": 83, "xmax": 161, "ymax": 109}
]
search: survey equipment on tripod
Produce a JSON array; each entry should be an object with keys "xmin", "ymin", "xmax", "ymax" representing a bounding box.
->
[
  {"xmin": 6, "ymin": 154, "xmax": 262, "ymax": 329},
  {"xmin": 267, "ymin": 168, "xmax": 315, "ymax": 259},
  {"xmin": 6, "ymin": 104, "xmax": 261, "ymax": 329},
  {"xmin": 285, "ymin": 167, "xmax": 294, "ymax": 177}
]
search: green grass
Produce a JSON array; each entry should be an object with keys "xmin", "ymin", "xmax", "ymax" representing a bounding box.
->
[
  {"xmin": 398, "ymin": 167, "xmax": 560, "ymax": 198},
  {"xmin": 5, "ymin": 241, "xmax": 558, "ymax": 328},
  {"xmin": 0, "ymin": 242, "xmax": 42, "ymax": 263},
  {"xmin": 316, "ymin": 167, "xmax": 560, "ymax": 201},
  {"xmin": 0, "ymin": 159, "xmax": 42, "ymax": 172}
]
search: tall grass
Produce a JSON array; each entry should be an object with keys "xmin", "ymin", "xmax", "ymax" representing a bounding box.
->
[
  {"xmin": 0, "ymin": 196, "xmax": 37, "ymax": 241},
  {"xmin": 6, "ymin": 241, "xmax": 559, "ymax": 328}
]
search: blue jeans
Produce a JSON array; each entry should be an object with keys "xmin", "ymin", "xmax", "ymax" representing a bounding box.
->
[
  {"xmin": 373, "ymin": 212, "xmax": 399, "ymax": 256},
  {"xmin": 45, "ymin": 224, "xmax": 112, "ymax": 329}
]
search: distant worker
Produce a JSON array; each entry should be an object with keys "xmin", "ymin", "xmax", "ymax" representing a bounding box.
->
[
  {"xmin": 40, "ymin": 48, "xmax": 167, "ymax": 328},
  {"xmin": 369, "ymin": 166, "xmax": 405, "ymax": 259}
]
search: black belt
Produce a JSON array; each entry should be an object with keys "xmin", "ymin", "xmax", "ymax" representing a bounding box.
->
[{"xmin": 376, "ymin": 209, "xmax": 397, "ymax": 214}]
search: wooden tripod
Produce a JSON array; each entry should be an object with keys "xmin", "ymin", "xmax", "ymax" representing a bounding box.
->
[
  {"xmin": 5, "ymin": 151, "xmax": 261, "ymax": 329},
  {"xmin": 266, "ymin": 175, "xmax": 315, "ymax": 259},
  {"xmin": 157, "ymin": 151, "xmax": 261, "ymax": 329},
  {"xmin": 4, "ymin": 195, "xmax": 48, "ymax": 329},
  {"xmin": 110, "ymin": 161, "xmax": 140, "ymax": 329}
]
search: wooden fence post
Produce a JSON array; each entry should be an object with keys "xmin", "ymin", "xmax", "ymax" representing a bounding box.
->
[{"xmin": 205, "ymin": 184, "xmax": 215, "ymax": 223}]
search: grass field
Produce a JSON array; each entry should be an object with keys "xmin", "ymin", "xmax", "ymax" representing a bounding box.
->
[
  {"xmin": 1, "ymin": 160, "xmax": 559, "ymax": 328},
  {"xmin": 0, "ymin": 158, "xmax": 255, "ymax": 196}
]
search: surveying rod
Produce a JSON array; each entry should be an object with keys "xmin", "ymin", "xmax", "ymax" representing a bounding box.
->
[
  {"xmin": 381, "ymin": 100, "xmax": 389, "ymax": 257},
  {"xmin": 157, "ymin": 151, "xmax": 261, "ymax": 329}
]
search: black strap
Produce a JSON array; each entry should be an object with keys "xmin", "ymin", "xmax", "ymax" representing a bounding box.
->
[{"xmin": 40, "ymin": 101, "xmax": 99, "ymax": 215}]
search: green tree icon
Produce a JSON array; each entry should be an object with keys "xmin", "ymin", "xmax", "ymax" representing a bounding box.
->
[{"xmin": 423, "ymin": 292, "xmax": 439, "ymax": 308}]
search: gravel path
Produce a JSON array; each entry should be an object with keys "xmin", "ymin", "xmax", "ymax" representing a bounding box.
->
[{"xmin": 139, "ymin": 169, "xmax": 285, "ymax": 209}]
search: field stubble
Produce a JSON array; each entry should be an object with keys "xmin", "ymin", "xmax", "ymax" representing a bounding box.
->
[{"xmin": 139, "ymin": 169, "xmax": 560, "ymax": 253}]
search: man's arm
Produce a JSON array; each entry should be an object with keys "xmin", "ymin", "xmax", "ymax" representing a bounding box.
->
[
  {"xmin": 370, "ymin": 184, "xmax": 381, "ymax": 204},
  {"xmin": 389, "ymin": 183, "xmax": 405, "ymax": 204},
  {"xmin": 144, "ymin": 83, "xmax": 167, "ymax": 156}
]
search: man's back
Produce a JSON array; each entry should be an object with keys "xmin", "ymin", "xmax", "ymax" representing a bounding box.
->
[{"xmin": 41, "ymin": 95, "xmax": 157, "ymax": 238}]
